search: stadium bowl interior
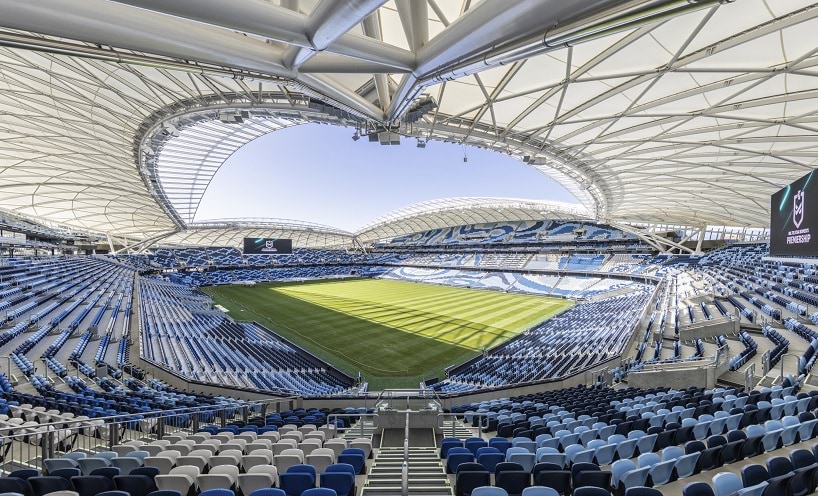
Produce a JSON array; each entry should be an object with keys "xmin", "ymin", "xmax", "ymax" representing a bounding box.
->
[{"xmin": 0, "ymin": 2, "xmax": 815, "ymax": 496}]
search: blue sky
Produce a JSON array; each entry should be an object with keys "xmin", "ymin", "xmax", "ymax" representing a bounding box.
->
[{"xmin": 195, "ymin": 123, "xmax": 578, "ymax": 231}]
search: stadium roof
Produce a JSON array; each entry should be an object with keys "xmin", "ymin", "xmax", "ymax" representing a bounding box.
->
[{"xmin": 0, "ymin": 0, "xmax": 814, "ymax": 245}]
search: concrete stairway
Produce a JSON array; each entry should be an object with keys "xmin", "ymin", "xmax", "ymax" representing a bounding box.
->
[{"xmin": 362, "ymin": 429, "xmax": 452, "ymax": 496}]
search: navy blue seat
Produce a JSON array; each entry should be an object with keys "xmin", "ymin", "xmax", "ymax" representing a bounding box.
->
[
  {"xmin": 114, "ymin": 475, "xmax": 157, "ymax": 496},
  {"xmin": 456, "ymin": 471, "xmax": 491, "ymax": 496},
  {"xmin": 302, "ymin": 489, "xmax": 336, "ymax": 496},
  {"xmin": 625, "ymin": 489, "xmax": 662, "ymax": 496},
  {"xmin": 279, "ymin": 473, "xmax": 315, "ymax": 496},
  {"xmin": 572, "ymin": 488, "xmax": 610, "ymax": 496},
  {"xmin": 200, "ymin": 490, "xmax": 234, "ymax": 496},
  {"xmin": 496, "ymin": 471, "xmax": 531, "ymax": 496},
  {"xmin": 0, "ymin": 476, "xmax": 32, "ymax": 496},
  {"xmin": 147, "ymin": 492, "xmax": 183, "ymax": 496},
  {"xmin": 48, "ymin": 468, "xmax": 81, "ymax": 481},
  {"xmin": 286, "ymin": 465, "xmax": 316, "ymax": 485},
  {"xmin": 30, "ymin": 476, "xmax": 73, "ymax": 496},
  {"xmin": 132, "ymin": 467, "xmax": 160, "ymax": 480},
  {"xmin": 90, "ymin": 467, "xmax": 121, "ymax": 480},
  {"xmin": 9, "ymin": 470, "xmax": 40, "ymax": 481},
  {"xmin": 320, "ymin": 472, "xmax": 354, "ymax": 496},
  {"xmin": 72, "ymin": 475, "xmax": 115, "ymax": 496},
  {"xmin": 249, "ymin": 490, "xmax": 287, "ymax": 496},
  {"xmin": 337, "ymin": 450, "xmax": 365, "ymax": 475},
  {"xmin": 97, "ymin": 491, "xmax": 129, "ymax": 496},
  {"xmin": 682, "ymin": 482, "xmax": 715, "ymax": 496}
]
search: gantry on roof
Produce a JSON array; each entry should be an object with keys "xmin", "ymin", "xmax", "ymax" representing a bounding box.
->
[{"xmin": 0, "ymin": 0, "xmax": 815, "ymax": 245}]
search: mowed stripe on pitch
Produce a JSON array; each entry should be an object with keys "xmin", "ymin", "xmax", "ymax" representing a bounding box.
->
[
  {"xmin": 204, "ymin": 278, "xmax": 573, "ymax": 388},
  {"xmin": 274, "ymin": 279, "xmax": 567, "ymax": 350}
]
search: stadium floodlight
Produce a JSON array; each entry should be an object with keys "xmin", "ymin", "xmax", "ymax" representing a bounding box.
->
[
  {"xmin": 416, "ymin": 139, "xmax": 426, "ymax": 148},
  {"xmin": 352, "ymin": 132, "xmax": 360, "ymax": 141}
]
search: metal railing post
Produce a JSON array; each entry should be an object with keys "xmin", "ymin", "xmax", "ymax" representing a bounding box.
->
[
  {"xmin": 108, "ymin": 421, "xmax": 120, "ymax": 448},
  {"xmin": 219, "ymin": 408, "xmax": 227, "ymax": 428},
  {"xmin": 157, "ymin": 415, "xmax": 165, "ymax": 441},
  {"xmin": 242, "ymin": 406, "xmax": 249, "ymax": 425},
  {"xmin": 192, "ymin": 412, "xmax": 200, "ymax": 433}
]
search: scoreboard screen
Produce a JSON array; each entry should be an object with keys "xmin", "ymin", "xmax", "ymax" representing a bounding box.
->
[
  {"xmin": 770, "ymin": 169, "xmax": 818, "ymax": 256},
  {"xmin": 243, "ymin": 238, "xmax": 293, "ymax": 255}
]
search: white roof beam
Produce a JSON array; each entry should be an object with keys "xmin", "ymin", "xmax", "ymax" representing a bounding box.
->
[
  {"xmin": 109, "ymin": 0, "xmax": 413, "ymax": 72},
  {"xmin": 283, "ymin": 0, "xmax": 390, "ymax": 70}
]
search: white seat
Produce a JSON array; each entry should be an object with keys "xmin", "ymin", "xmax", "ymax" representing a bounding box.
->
[
  {"xmin": 298, "ymin": 439, "xmax": 323, "ymax": 456},
  {"xmin": 274, "ymin": 454, "xmax": 302, "ymax": 473},
  {"xmin": 324, "ymin": 439, "xmax": 347, "ymax": 458},
  {"xmin": 246, "ymin": 441, "xmax": 271, "ymax": 453},
  {"xmin": 273, "ymin": 440, "xmax": 298, "ymax": 455},
  {"xmin": 155, "ymin": 474, "xmax": 195, "ymax": 495},
  {"xmin": 176, "ymin": 455, "xmax": 208, "ymax": 472},
  {"xmin": 145, "ymin": 457, "xmax": 176, "ymax": 475},
  {"xmin": 281, "ymin": 432, "xmax": 303, "ymax": 443},
  {"xmin": 306, "ymin": 451, "xmax": 334, "ymax": 475},
  {"xmin": 349, "ymin": 438, "xmax": 372, "ymax": 458},
  {"xmin": 113, "ymin": 445, "xmax": 137, "ymax": 456},
  {"xmin": 259, "ymin": 432, "xmax": 281, "ymax": 443},
  {"xmin": 197, "ymin": 465, "xmax": 239, "ymax": 492}
]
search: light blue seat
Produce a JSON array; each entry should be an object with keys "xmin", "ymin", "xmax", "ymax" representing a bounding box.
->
[
  {"xmin": 597, "ymin": 425, "xmax": 616, "ymax": 441},
  {"xmin": 538, "ymin": 453, "xmax": 567, "ymax": 468},
  {"xmin": 564, "ymin": 445, "xmax": 584, "ymax": 463},
  {"xmin": 620, "ymin": 466, "xmax": 651, "ymax": 491},
  {"xmin": 798, "ymin": 419, "xmax": 818, "ymax": 441},
  {"xmin": 692, "ymin": 421, "xmax": 711, "ymax": 440},
  {"xmin": 709, "ymin": 418, "xmax": 727, "ymax": 436},
  {"xmin": 513, "ymin": 440, "xmax": 536, "ymax": 454},
  {"xmin": 674, "ymin": 453, "xmax": 701, "ymax": 478},
  {"xmin": 637, "ymin": 453, "xmax": 660, "ymax": 469},
  {"xmin": 578, "ymin": 429, "xmax": 597, "ymax": 446},
  {"xmin": 586, "ymin": 440, "xmax": 606, "ymax": 451},
  {"xmin": 472, "ymin": 487, "xmax": 508, "ymax": 496},
  {"xmin": 521, "ymin": 487, "xmax": 558, "ymax": 496},
  {"xmin": 535, "ymin": 434, "xmax": 552, "ymax": 447},
  {"xmin": 559, "ymin": 434, "xmax": 580, "ymax": 448},
  {"xmin": 778, "ymin": 418, "xmax": 798, "ymax": 446},
  {"xmin": 111, "ymin": 457, "xmax": 142, "ymax": 474},
  {"xmin": 636, "ymin": 434, "xmax": 656, "ymax": 455},
  {"xmin": 78, "ymin": 458, "xmax": 111, "ymax": 475},
  {"xmin": 735, "ymin": 483, "xmax": 768, "ymax": 496},
  {"xmin": 712, "ymin": 472, "xmax": 743, "ymax": 496},
  {"xmin": 726, "ymin": 414, "xmax": 743, "ymax": 432},
  {"xmin": 616, "ymin": 439, "xmax": 638, "ymax": 460},
  {"xmin": 45, "ymin": 458, "xmax": 79, "ymax": 473},
  {"xmin": 593, "ymin": 444, "xmax": 617, "ymax": 466},
  {"xmin": 611, "ymin": 460, "xmax": 636, "ymax": 490},
  {"xmin": 796, "ymin": 397, "xmax": 811, "ymax": 414},
  {"xmin": 649, "ymin": 459, "xmax": 677, "ymax": 486},
  {"xmin": 661, "ymin": 447, "xmax": 684, "ymax": 461},
  {"xmin": 761, "ymin": 424, "xmax": 782, "ymax": 452},
  {"xmin": 507, "ymin": 452, "xmax": 535, "ymax": 472},
  {"xmin": 539, "ymin": 438, "xmax": 560, "ymax": 450}
]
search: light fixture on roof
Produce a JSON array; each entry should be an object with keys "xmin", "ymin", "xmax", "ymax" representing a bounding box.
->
[
  {"xmin": 218, "ymin": 111, "xmax": 249, "ymax": 124},
  {"xmin": 352, "ymin": 132, "xmax": 360, "ymax": 141},
  {"xmin": 416, "ymin": 139, "xmax": 426, "ymax": 148}
]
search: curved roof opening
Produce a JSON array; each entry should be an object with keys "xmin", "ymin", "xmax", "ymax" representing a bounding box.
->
[{"xmin": 193, "ymin": 123, "xmax": 579, "ymax": 231}]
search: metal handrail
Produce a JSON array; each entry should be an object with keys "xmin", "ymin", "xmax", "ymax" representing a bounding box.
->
[
  {"xmin": 326, "ymin": 413, "xmax": 379, "ymax": 438},
  {"xmin": 0, "ymin": 395, "xmax": 296, "ymax": 435},
  {"xmin": 401, "ymin": 410, "xmax": 409, "ymax": 496},
  {"xmin": 437, "ymin": 412, "xmax": 488, "ymax": 437}
]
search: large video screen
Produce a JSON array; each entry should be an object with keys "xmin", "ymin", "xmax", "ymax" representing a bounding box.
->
[
  {"xmin": 243, "ymin": 238, "xmax": 293, "ymax": 255},
  {"xmin": 770, "ymin": 169, "xmax": 818, "ymax": 256}
]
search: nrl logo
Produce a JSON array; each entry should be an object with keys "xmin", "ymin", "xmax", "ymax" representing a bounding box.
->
[
  {"xmin": 794, "ymin": 189, "xmax": 805, "ymax": 229},
  {"xmin": 265, "ymin": 240, "xmax": 276, "ymax": 249}
]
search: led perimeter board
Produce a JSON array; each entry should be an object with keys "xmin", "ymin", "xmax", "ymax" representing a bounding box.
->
[{"xmin": 243, "ymin": 238, "xmax": 293, "ymax": 255}]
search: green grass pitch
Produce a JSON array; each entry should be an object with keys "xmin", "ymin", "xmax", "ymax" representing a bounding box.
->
[{"xmin": 203, "ymin": 278, "xmax": 574, "ymax": 390}]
